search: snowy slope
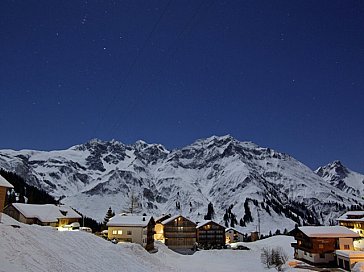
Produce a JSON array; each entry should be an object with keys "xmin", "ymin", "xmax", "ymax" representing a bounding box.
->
[
  {"xmin": 0, "ymin": 136, "xmax": 363, "ymax": 233},
  {"xmin": 0, "ymin": 214, "xmax": 304, "ymax": 272},
  {"xmin": 0, "ymin": 214, "xmax": 170, "ymax": 272},
  {"xmin": 316, "ymin": 160, "xmax": 364, "ymax": 197}
]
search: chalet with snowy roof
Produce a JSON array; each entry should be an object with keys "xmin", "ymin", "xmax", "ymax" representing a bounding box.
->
[
  {"xmin": 154, "ymin": 214, "xmax": 171, "ymax": 243},
  {"xmin": 161, "ymin": 215, "xmax": 197, "ymax": 250},
  {"xmin": 3, "ymin": 203, "xmax": 81, "ymax": 227},
  {"xmin": 196, "ymin": 220, "xmax": 225, "ymax": 249},
  {"xmin": 225, "ymin": 227, "xmax": 245, "ymax": 243},
  {"xmin": 291, "ymin": 226, "xmax": 360, "ymax": 265},
  {"xmin": 107, "ymin": 214, "xmax": 155, "ymax": 250},
  {"xmin": 0, "ymin": 174, "xmax": 13, "ymax": 213},
  {"xmin": 337, "ymin": 211, "xmax": 364, "ymax": 237}
]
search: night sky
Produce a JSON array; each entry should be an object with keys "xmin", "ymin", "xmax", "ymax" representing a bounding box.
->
[{"xmin": 0, "ymin": 1, "xmax": 363, "ymax": 172}]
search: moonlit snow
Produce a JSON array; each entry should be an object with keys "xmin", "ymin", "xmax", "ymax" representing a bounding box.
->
[{"xmin": 0, "ymin": 214, "xmax": 307, "ymax": 272}]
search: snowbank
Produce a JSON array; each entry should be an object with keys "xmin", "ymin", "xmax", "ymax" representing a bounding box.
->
[{"xmin": 1, "ymin": 214, "xmax": 307, "ymax": 272}]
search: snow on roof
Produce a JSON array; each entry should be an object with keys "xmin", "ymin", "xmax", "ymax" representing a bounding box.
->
[
  {"xmin": 337, "ymin": 211, "xmax": 364, "ymax": 222},
  {"xmin": 0, "ymin": 174, "xmax": 13, "ymax": 188},
  {"xmin": 299, "ymin": 226, "xmax": 360, "ymax": 238},
  {"xmin": 12, "ymin": 203, "xmax": 81, "ymax": 223},
  {"xmin": 107, "ymin": 215, "xmax": 152, "ymax": 227},
  {"xmin": 196, "ymin": 220, "xmax": 225, "ymax": 229},
  {"xmin": 161, "ymin": 214, "xmax": 181, "ymax": 225},
  {"xmin": 161, "ymin": 214, "xmax": 196, "ymax": 225},
  {"xmin": 225, "ymin": 226, "xmax": 246, "ymax": 235},
  {"xmin": 155, "ymin": 214, "xmax": 171, "ymax": 223},
  {"xmin": 336, "ymin": 250, "xmax": 364, "ymax": 258}
]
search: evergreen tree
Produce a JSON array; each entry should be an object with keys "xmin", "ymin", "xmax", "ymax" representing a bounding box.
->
[
  {"xmin": 0, "ymin": 169, "xmax": 57, "ymax": 205},
  {"xmin": 204, "ymin": 202, "xmax": 215, "ymax": 220},
  {"xmin": 243, "ymin": 199, "xmax": 253, "ymax": 223},
  {"xmin": 230, "ymin": 214, "xmax": 236, "ymax": 227},
  {"xmin": 223, "ymin": 210, "xmax": 230, "ymax": 227},
  {"xmin": 103, "ymin": 207, "xmax": 114, "ymax": 225}
]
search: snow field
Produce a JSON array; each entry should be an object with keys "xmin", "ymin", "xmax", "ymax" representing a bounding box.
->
[{"xmin": 0, "ymin": 214, "xmax": 313, "ymax": 272}]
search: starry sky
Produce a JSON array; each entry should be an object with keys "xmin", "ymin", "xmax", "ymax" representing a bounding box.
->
[{"xmin": 0, "ymin": 0, "xmax": 363, "ymax": 172}]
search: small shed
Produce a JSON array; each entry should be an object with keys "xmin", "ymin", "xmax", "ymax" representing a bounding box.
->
[{"xmin": 336, "ymin": 250, "xmax": 364, "ymax": 271}]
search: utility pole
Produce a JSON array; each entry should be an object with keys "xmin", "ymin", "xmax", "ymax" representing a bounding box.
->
[{"xmin": 257, "ymin": 208, "xmax": 261, "ymax": 238}]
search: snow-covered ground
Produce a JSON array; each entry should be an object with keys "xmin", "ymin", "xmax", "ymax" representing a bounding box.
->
[{"xmin": 0, "ymin": 214, "xmax": 311, "ymax": 272}]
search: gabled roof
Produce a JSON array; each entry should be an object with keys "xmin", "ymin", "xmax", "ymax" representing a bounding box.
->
[
  {"xmin": 11, "ymin": 203, "xmax": 81, "ymax": 223},
  {"xmin": 155, "ymin": 214, "xmax": 171, "ymax": 224},
  {"xmin": 336, "ymin": 250, "xmax": 364, "ymax": 258},
  {"xmin": 337, "ymin": 211, "xmax": 364, "ymax": 222},
  {"xmin": 0, "ymin": 174, "xmax": 13, "ymax": 188},
  {"xmin": 107, "ymin": 214, "xmax": 153, "ymax": 227},
  {"xmin": 299, "ymin": 226, "xmax": 360, "ymax": 238},
  {"xmin": 196, "ymin": 220, "xmax": 225, "ymax": 229},
  {"xmin": 225, "ymin": 226, "xmax": 245, "ymax": 235},
  {"xmin": 161, "ymin": 214, "xmax": 196, "ymax": 226}
]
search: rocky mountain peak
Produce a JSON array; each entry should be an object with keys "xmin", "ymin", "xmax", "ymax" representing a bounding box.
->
[
  {"xmin": 0, "ymin": 136, "xmax": 363, "ymax": 232},
  {"xmin": 316, "ymin": 160, "xmax": 363, "ymax": 197},
  {"xmin": 316, "ymin": 160, "xmax": 349, "ymax": 179}
]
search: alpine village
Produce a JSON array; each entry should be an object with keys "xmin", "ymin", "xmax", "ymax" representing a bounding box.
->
[{"xmin": 1, "ymin": 168, "xmax": 364, "ymax": 272}]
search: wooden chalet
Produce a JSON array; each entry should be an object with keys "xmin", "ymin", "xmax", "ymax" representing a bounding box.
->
[
  {"xmin": 196, "ymin": 220, "xmax": 225, "ymax": 249},
  {"xmin": 107, "ymin": 214, "xmax": 155, "ymax": 250},
  {"xmin": 0, "ymin": 174, "xmax": 13, "ymax": 214},
  {"xmin": 225, "ymin": 227, "xmax": 245, "ymax": 243},
  {"xmin": 162, "ymin": 215, "xmax": 197, "ymax": 250},
  {"xmin": 291, "ymin": 226, "xmax": 360, "ymax": 265},
  {"xmin": 337, "ymin": 211, "xmax": 364, "ymax": 237},
  {"xmin": 4, "ymin": 203, "xmax": 81, "ymax": 227}
]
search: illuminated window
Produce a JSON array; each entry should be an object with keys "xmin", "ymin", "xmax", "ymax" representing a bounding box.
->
[
  {"xmin": 319, "ymin": 244, "xmax": 324, "ymax": 249},
  {"xmin": 112, "ymin": 230, "xmax": 117, "ymax": 235},
  {"xmin": 118, "ymin": 230, "xmax": 122, "ymax": 235}
]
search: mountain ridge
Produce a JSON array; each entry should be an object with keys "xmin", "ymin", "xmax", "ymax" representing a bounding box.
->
[{"xmin": 0, "ymin": 135, "xmax": 362, "ymax": 233}]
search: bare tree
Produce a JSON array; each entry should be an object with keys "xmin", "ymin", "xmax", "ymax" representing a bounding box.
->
[
  {"xmin": 122, "ymin": 190, "xmax": 142, "ymax": 214},
  {"xmin": 261, "ymin": 247, "xmax": 288, "ymax": 271}
]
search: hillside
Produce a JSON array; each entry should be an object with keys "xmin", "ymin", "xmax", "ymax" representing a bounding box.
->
[
  {"xmin": 0, "ymin": 135, "xmax": 362, "ymax": 233},
  {"xmin": 0, "ymin": 214, "xmax": 296, "ymax": 272}
]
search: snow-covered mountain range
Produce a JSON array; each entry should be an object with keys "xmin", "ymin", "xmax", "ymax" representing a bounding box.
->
[
  {"xmin": 0, "ymin": 135, "xmax": 362, "ymax": 233},
  {"xmin": 316, "ymin": 160, "xmax": 364, "ymax": 198}
]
